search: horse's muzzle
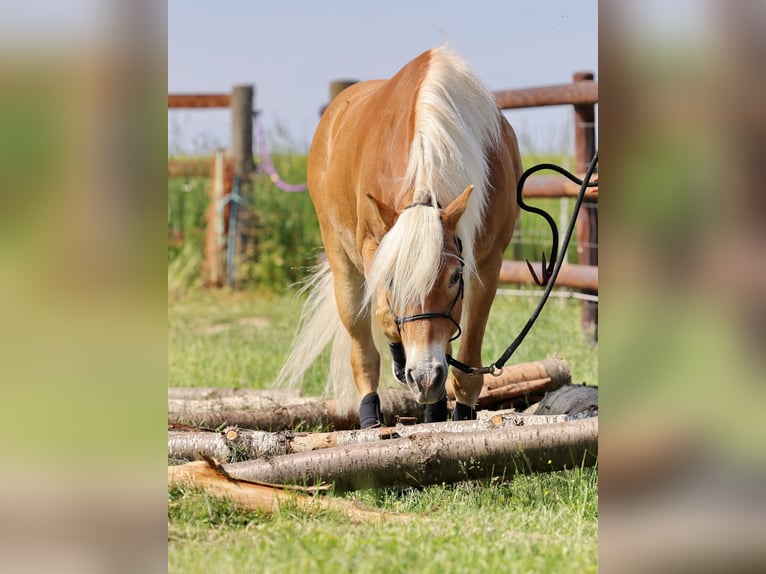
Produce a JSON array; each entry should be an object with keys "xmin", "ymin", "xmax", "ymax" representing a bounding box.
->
[{"xmin": 405, "ymin": 362, "xmax": 447, "ymax": 404}]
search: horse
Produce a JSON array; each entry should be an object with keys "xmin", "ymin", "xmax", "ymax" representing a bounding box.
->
[{"xmin": 276, "ymin": 47, "xmax": 521, "ymax": 427}]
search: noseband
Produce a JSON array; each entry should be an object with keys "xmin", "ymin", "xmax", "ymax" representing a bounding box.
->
[{"xmin": 387, "ymin": 272, "xmax": 464, "ymax": 342}]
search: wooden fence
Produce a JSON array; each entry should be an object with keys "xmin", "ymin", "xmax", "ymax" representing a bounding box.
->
[
  {"xmin": 168, "ymin": 86, "xmax": 253, "ymax": 288},
  {"xmin": 168, "ymin": 73, "xmax": 598, "ymax": 333},
  {"xmin": 494, "ymin": 72, "xmax": 598, "ymax": 337}
]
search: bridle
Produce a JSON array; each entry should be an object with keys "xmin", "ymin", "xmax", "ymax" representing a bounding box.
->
[
  {"xmin": 383, "ymin": 150, "xmax": 599, "ymax": 380},
  {"xmin": 386, "ymin": 233, "xmax": 465, "ymax": 343}
]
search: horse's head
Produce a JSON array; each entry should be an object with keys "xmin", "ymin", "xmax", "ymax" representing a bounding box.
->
[{"xmin": 366, "ymin": 185, "xmax": 474, "ymax": 404}]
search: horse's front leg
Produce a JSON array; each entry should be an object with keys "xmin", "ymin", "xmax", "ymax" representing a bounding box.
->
[
  {"xmin": 332, "ymin": 265, "xmax": 383, "ymax": 428},
  {"xmin": 450, "ymin": 259, "xmax": 502, "ymax": 420}
]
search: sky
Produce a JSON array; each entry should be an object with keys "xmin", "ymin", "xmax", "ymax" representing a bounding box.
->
[{"xmin": 168, "ymin": 0, "xmax": 597, "ymax": 155}]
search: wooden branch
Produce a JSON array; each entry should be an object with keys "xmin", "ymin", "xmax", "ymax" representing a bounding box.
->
[
  {"xmin": 222, "ymin": 417, "xmax": 598, "ymax": 492},
  {"xmin": 167, "ymin": 411, "xmax": 587, "ymax": 462},
  {"xmin": 168, "ymin": 460, "xmax": 408, "ymax": 523}
]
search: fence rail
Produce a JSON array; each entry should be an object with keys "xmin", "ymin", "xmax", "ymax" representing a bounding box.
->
[
  {"xmin": 493, "ymin": 80, "xmax": 598, "ymax": 109},
  {"xmin": 168, "ymin": 94, "xmax": 231, "ymax": 108}
]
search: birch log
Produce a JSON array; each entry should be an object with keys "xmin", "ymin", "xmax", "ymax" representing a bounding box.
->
[
  {"xmin": 168, "ymin": 387, "xmax": 302, "ymax": 401},
  {"xmin": 167, "ymin": 388, "xmax": 422, "ymax": 431},
  {"xmin": 167, "ymin": 411, "xmax": 589, "ymax": 462},
  {"xmin": 168, "ymin": 358, "xmax": 572, "ymax": 431},
  {"xmin": 223, "ymin": 417, "xmax": 598, "ymax": 492}
]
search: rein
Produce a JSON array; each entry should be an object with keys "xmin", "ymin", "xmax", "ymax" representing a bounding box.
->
[
  {"xmin": 448, "ymin": 150, "xmax": 599, "ymax": 376},
  {"xmin": 388, "ymin": 152, "xmax": 599, "ymax": 378}
]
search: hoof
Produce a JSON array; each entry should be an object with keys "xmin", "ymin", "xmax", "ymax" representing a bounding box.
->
[
  {"xmin": 424, "ymin": 397, "xmax": 448, "ymax": 422},
  {"xmin": 452, "ymin": 402, "xmax": 477, "ymax": 421},
  {"xmin": 359, "ymin": 392, "xmax": 384, "ymax": 428}
]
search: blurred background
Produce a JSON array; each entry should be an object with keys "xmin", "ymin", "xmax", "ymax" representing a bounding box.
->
[{"xmin": 1, "ymin": 0, "xmax": 765, "ymax": 571}]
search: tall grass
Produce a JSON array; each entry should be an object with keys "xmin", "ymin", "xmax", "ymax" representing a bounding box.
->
[{"xmin": 167, "ymin": 151, "xmax": 581, "ymax": 291}]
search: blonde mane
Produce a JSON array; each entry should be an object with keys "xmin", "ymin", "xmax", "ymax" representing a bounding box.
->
[{"xmin": 366, "ymin": 47, "xmax": 501, "ymax": 311}]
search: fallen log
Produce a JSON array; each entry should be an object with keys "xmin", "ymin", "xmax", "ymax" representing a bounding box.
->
[
  {"xmin": 167, "ymin": 411, "xmax": 589, "ymax": 462},
  {"xmin": 168, "ymin": 387, "xmax": 422, "ymax": 431},
  {"xmin": 169, "ymin": 431, "xmax": 232, "ymax": 462},
  {"xmin": 168, "ymin": 394, "xmax": 314, "ymax": 415},
  {"xmin": 168, "ymin": 387, "xmax": 302, "ymax": 401},
  {"xmin": 447, "ymin": 357, "xmax": 570, "ymax": 407},
  {"xmin": 223, "ymin": 417, "xmax": 598, "ymax": 492},
  {"xmin": 168, "ymin": 358, "xmax": 572, "ymax": 431},
  {"xmin": 168, "ymin": 460, "xmax": 408, "ymax": 523}
]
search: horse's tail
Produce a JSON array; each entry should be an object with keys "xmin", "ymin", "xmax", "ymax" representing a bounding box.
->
[{"xmin": 273, "ymin": 260, "xmax": 358, "ymax": 415}]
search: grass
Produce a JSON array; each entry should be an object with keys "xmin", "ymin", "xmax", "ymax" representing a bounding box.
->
[
  {"xmin": 168, "ymin": 286, "xmax": 598, "ymax": 573},
  {"xmin": 169, "ymin": 466, "xmax": 597, "ymax": 574}
]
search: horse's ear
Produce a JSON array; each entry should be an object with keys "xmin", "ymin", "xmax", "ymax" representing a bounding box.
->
[
  {"xmin": 366, "ymin": 193, "xmax": 397, "ymax": 235},
  {"xmin": 443, "ymin": 185, "xmax": 474, "ymax": 230}
]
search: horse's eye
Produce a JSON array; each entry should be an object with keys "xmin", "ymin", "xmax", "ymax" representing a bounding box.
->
[{"xmin": 449, "ymin": 269, "xmax": 461, "ymax": 287}]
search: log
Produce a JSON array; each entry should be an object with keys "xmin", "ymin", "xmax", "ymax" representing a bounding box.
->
[
  {"xmin": 167, "ymin": 387, "xmax": 302, "ymax": 401},
  {"xmin": 447, "ymin": 356, "xmax": 570, "ymax": 407},
  {"xmin": 169, "ymin": 431, "xmax": 231, "ymax": 462},
  {"xmin": 168, "ymin": 461, "xmax": 407, "ymax": 523},
  {"xmin": 223, "ymin": 417, "xmax": 598, "ymax": 492},
  {"xmin": 168, "ymin": 394, "xmax": 314, "ymax": 415},
  {"xmin": 168, "ymin": 387, "xmax": 423, "ymax": 431},
  {"xmin": 169, "ymin": 358, "xmax": 571, "ymax": 430},
  {"xmin": 167, "ymin": 411, "xmax": 590, "ymax": 462}
]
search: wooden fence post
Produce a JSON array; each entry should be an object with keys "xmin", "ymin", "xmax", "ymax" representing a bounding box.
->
[
  {"xmin": 320, "ymin": 80, "xmax": 358, "ymax": 115},
  {"xmin": 229, "ymin": 85, "xmax": 255, "ymax": 289},
  {"xmin": 202, "ymin": 151, "xmax": 227, "ymax": 287},
  {"xmin": 573, "ymin": 72, "xmax": 598, "ymax": 340}
]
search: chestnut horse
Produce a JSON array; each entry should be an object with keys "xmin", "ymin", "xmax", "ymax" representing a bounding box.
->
[{"xmin": 277, "ymin": 48, "xmax": 521, "ymax": 427}]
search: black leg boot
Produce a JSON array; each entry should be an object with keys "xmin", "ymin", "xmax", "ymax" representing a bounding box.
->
[
  {"xmin": 452, "ymin": 402, "xmax": 477, "ymax": 421},
  {"xmin": 424, "ymin": 397, "xmax": 449, "ymax": 422},
  {"xmin": 359, "ymin": 392, "xmax": 384, "ymax": 428}
]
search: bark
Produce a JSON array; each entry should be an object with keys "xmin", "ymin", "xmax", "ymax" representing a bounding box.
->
[
  {"xmin": 168, "ymin": 395, "xmax": 313, "ymax": 415},
  {"xmin": 168, "ymin": 431, "xmax": 231, "ymax": 462},
  {"xmin": 168, "ymin": 461, "xmax": 408, "ymax": 523},
  {"xmin": 447, "ymin": 357, "xmax": 570, "ymax": 408},
  {"xmin": 168, "ymin": 358, "xmax": 571, "ymax": 430},
  {"xmin": 168, "ymin": 387, "xmax": 302, "ymax": 401},
  {"xmin": 167, "ymin": 411, "xmax": 589, "ymax": 463},
  {"xmin": 167, "ymin": 388, "xmax": 422, "ymax": 431},
  {"xmin": 223, "ymin": 417, "xmax": 598, "ymax": 492}
]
